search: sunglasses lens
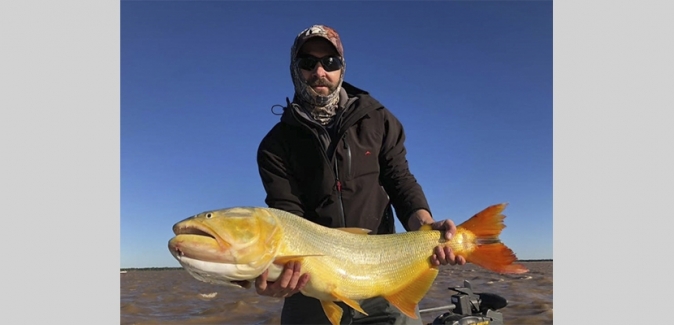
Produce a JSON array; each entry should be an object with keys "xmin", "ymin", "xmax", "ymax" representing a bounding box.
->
[
  {"xmin": 320, "ymin": 57, "xmax": 342, "ymax": 72},
  {"xmin": 297, "ymin": 56, "xmax": 342, "ymax": 72},
  {"xmin": 298, "ymin": 57, "xmax": 318, "ymax": 70}
]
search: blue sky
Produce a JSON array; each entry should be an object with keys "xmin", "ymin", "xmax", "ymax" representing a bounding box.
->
[{"xmin": 121, "ymin": 1, "xmax": 552, "ymax": 268}]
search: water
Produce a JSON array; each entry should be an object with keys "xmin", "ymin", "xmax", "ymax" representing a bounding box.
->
[{"xmin": 121, "ymin": 261, "xmax": 552, "ymax": 324}]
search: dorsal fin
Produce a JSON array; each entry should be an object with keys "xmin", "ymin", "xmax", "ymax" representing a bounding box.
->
[
  {"xmin": 336, "ymin": 227, "xmax": 371, "ymax": 234},
  {"xmin": 419, "ymin": 224, "xmax": 433, "ymax": 231}
]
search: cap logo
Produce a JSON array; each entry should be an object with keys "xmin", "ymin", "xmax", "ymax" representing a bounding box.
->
[{"xmin": 305, "ymin": 26, "xmax": 324, "ymax": 36}]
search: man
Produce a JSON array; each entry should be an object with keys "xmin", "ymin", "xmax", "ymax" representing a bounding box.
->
[{"xmin": 256, "ymin": 24, "xmax": 466, "ymax": 325}]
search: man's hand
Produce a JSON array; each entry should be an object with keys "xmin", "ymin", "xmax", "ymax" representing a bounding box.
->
[
  {"xmin": 255, "ymin": 261, "xmax": 310, "ymax": 298},
  {"xmin": 428, "ymin": 219, "xmax": 467, "ymax": 266},
  {"xmin": 407, "ymin": 209, "xmax": 467, "ymax": 267}
]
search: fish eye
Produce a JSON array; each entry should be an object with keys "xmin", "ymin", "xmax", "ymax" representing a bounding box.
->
[{"xmin": 206, "ymin": 213, "xmax": 212, "ymax": 218}]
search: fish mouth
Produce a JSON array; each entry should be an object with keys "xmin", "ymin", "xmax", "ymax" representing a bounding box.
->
[
  {"xmin": 173, "ymin": 221, "xmax": 216, "ymax": 238},
  {"xmin": 168, "ymin": 221, "xmax": 230, "ymax": 263},
  {"xmin": 173, "ymin": 220, "xmax": 230, "ymax": 248}
]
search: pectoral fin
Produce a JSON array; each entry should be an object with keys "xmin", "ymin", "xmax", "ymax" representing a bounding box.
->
[
  {"xmin": 273, "ymin": 254, "xmax": 323, "ymax": 265},
  {"xmin": 320, "ymin": 300, "xmax": 344, "ymax": 325},
  {"xmin": 383, "ymin": 268, "xmax": 438, "ymax": 318},
  {"xmin": 331, "ymin": 290, "xmax": 368, "ymax": 316}
]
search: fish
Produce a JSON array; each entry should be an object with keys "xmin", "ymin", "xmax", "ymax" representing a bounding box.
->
[{"xmin": 167, "ymin": 203, "xmax": 528, "ymax": 325}]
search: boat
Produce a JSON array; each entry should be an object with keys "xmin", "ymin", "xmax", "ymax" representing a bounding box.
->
[{"xmin": 350, "ymin": 280, "xmax": 507, "ymax": 325}]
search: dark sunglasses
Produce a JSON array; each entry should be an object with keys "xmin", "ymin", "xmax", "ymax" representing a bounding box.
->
[{"xmin": 296, "ymin": 55, "xmax": 343, "ymax": 72}]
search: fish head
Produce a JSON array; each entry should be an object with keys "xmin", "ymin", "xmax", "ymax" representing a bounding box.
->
[{"xmin": 168, "ymin": 207, "xmax": 283, "ymax": 288}]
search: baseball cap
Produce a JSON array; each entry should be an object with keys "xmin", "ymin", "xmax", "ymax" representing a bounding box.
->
[{"xmin": 291, "ymin": 24, "xmax": 344, "ymax": 59}]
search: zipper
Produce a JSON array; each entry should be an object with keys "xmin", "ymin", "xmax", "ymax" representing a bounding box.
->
[
  {"xmin": 334, "ymin": 132, "xmax": 351, "ymax": 227},
  {"xmin": 343, "ymin": 132, "xmax": 351, "ymax": 179},
  {"xmin": 290, "ymin": 104, "xmax": 348, "ymax": 227},
  {"xmin": 334, "ymin": 162, "xmax": 346, "ymax": 227}
]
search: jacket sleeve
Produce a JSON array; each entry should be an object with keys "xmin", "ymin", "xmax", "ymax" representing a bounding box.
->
[
  {"xmin": 256, "ymin": 130, "xmax": 306, "ymax": 217},
  {"xmin": 378, "ymin": 109, "xmax": 431, "ymax": 230}
]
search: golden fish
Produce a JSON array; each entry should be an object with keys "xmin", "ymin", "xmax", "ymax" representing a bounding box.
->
[{"xmin": 168, "ymin": 203, "xmax": 527, "ymax": 325}]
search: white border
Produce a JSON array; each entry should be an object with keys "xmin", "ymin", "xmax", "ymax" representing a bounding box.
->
[
  {"xmin": 554, "ymin": 0, "xmax": 672, "ymax": 323},
  {"xmin": 1, "ymin": 0, "xmax": 120, "ymax": 323}
]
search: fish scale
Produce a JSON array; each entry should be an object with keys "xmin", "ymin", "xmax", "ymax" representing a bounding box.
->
[{"xmin": 273, "ymin": 208, "xmax": 460, "ymax": 299}]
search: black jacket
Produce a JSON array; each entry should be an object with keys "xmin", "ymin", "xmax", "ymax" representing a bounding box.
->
[{"xmin": 256, "ymin": 81, "xmax": 431, "ymax": 234}]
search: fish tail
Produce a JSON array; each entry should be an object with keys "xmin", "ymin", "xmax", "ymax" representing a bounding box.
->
[{"xmin": 458, "ymin": 203, "xmax": 529, "ymax": 274}]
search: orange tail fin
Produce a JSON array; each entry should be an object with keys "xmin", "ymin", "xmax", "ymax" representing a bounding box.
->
[{"xmin": 458, "ymin": 203, "xmax": 529, "ymax": 274}]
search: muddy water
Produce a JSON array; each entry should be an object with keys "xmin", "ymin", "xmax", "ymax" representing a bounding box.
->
[{"xmin": 121, "ymin": 261, "xmax": 552, "ymax": 324}]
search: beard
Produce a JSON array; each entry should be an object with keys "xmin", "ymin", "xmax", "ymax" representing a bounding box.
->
[
  {"xmin": 290, "ymin": 62, "xmax": 343, "ymax": 109},
  {"xmin": 307, "ymin": 76, "xmax": 339, "ymax": 95}
]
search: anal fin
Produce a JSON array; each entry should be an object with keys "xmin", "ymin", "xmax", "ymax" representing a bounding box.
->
[
  {"xmin": 320, "ymin": 300, "xmax": 344, "ymax": 325},
  {"xmin": 331, "ymin": 291, "xmax": 368, "ymax": 316},
  {"xmin": 383, "ymin": 267, "xmax": 438, "ymax": 318}
]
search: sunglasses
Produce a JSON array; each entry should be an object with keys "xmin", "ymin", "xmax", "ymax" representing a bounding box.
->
[{"xmin": 296, "ymin": 55, "xmax": 343, "ymax": 72}]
